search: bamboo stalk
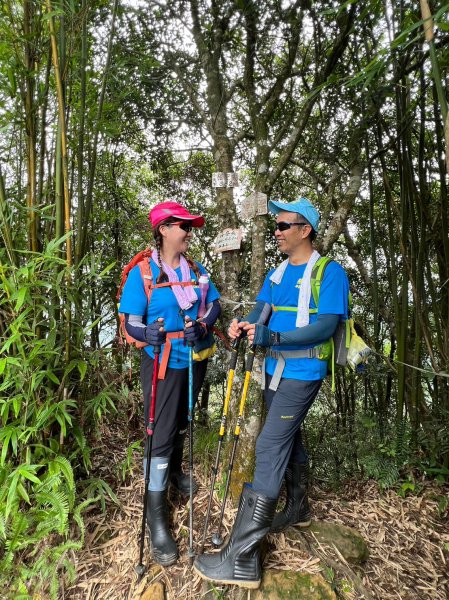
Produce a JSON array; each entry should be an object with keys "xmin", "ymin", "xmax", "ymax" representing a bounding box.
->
[
  {"xmin": 46, "ymin": 0, "xmax": 72, "ymax": 267},
  {"xmin": 0, "ymin": 165, "xmax": 17, "ymax": 267},
  {"xmin": 419, "ymin": 0, "xmax": 433, "ymax": 43},
  {"xmin": 75, "ymin": 0, "xmax": 120, "ymax": 265},
  {"xmin": 23, "ymin": 0, "xmax": 38, "ymax": 252},
  {"xmin": 420, "ymin": 0, "xmax": 448, "ymax": 171},
  {"xmin": 75, "ymin": 0, "xmax": 87, "ymax": 266},
  {"xmin": 46, "ymin": 0, "xmax": 72, "ymax": 362}
]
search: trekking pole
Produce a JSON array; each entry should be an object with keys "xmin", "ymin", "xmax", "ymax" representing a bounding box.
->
[
  {"xmin": 198, "ymin": 336, "xmax": 242, "ymax": 554},
  {"xmin": 211, "ymin": 342, "xmax": 256, "ymax": 548},
  {"xmin": 135, "ymin": 343, "xmax": 161, "ymax": 579},
  {"xmin": 187, "ymin": 340, "xmax": 195, "ymax": 564}
]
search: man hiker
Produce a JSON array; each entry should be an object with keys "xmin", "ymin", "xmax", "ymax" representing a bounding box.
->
[{"xmin": 193, "ymin": 198, "xmax": 350, "ymax": 588}]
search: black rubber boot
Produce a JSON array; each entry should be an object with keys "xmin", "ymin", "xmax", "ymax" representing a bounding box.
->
[
  {"xmin": 146, "ymin": 490, "xmax": 178, "ymax": 566},
  {"xmin": 193, "ymin": 486, "xmax": 277, "ymax": 589},
  {"xmin": 270, "ymin": 461, "xmax": 311, "ymax": 533},
  {"xmin": 169, "ymin": 436, "xmax": 199, "ymax": 497}
]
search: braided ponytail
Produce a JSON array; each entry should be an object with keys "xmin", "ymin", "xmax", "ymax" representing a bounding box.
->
[
  {"xmin": 185, "ymin": 255, "xmax": 200, "ymax": 282},
  {"xmin": 153, "ymin": 226, "xmax": 168, "ymax": 283}
]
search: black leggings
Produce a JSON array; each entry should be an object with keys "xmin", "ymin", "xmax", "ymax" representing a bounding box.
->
[{"xmin": 140, "ymin": 350, "xmax": 208, "ymax": 457}]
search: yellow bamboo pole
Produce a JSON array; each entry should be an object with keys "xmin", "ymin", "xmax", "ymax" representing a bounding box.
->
[
  {"xmin": 420, "ymin": 0, "xmax": 449, "ymax": 172},
  {"xmin": 23, "ymin": 0, "xmax": 38, "ymax": 252},
  {"xmin": 46, "ymin": 0, "xmax": 72, "ymax": 362},
  {"xmin": 46, "ymin": 0, "xmax": 72, "ymax": 266}
]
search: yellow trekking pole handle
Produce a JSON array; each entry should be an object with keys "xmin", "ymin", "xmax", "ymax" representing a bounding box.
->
[
  {"xmin": 219, "ymin": 339, "xmax": 240, "ymax": 436},
  {"xmin": 211, "ymin": 344, "xmax": 255, "ymax": 548},
  {"xmin": 199, "ymin": 336, "xmax": 242, "ymax": 554}
]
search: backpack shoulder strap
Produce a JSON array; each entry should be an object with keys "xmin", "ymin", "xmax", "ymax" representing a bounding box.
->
[
  {"xmin": 136, "ymin": 259, "xmax": 196, "ymax": 305},
  {"xmin": 311, "ymin": 256, "xmax": 333, "ymax": 308},
  {"xmin": 137, "ymin": 257, "xmax": 154, "ymax": 304}
]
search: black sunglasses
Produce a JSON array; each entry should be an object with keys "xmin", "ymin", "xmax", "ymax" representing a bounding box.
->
[
  {"xmin": 168, "ymin": 221, "xmax": 193, "ymax": 233},
  {"xmin": 275, "ymin": 221, "xmax": 309, "ymax": 232}
]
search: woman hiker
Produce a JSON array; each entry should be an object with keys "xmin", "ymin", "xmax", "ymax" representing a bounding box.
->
[{"xmin": 119, "ymin": 201, "xmax": 221, "ymax": 566}]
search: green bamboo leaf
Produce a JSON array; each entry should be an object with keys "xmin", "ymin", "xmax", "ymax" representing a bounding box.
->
[
  {"xmin": 77, "ymin": 360, "xmax": 87, "ymax": 381},
  {"xmin": 5, "ymin": 471, "xmax": 20, "ymax": 519},
  {"xmin": 44, "ymin": 232, "xmax": 72, "ymax": 256},
  {"xmin": 18, "ymin": 465, "xmax": 42, "ymax": 484},
  {"xmin": 31, "ymin": 371, "xmax": 46, "ymax": 392},
  {"xmin": 82, "ymin": 317, "xmax": 102, "ymax": 334},
  {"xmin": 41, "ymin": 8, "xmax": 65, "ymax": 20},
  {"xmin": 1, "ymin": 429, "xmax": 12, "ymax": 465},
  {"xmin": 98, "ymin": 261, "xmax": 117, "ymax": 277},
  {"xmin": 1, "ymin": 401, "xmax": 10, "ymax": 423},
  {"xmin": 0, "ymin": 332, "xmax": 20, "ymax": 354},
  {"xmin": 46, "ymin": 370, "xmax": 60, "ymax": 385},
  {"xmin": 13, "ymin": 395, "xmax": 21, "ymax": 418},
  {"xmin": 0, "ymin": 358, "xmax": 6, "ymax": 375},
  {"xmin": 17, "ymin": 482, "xmax": 30, "ymax": 504},
  {"xmin": 11, "ymin": 427, "xmax": 18, "ymax": 456},
  {"xmin": 0, "ymin": 380, "xmax": 12, "ymax": 392},
  {"xmin": 64, "ymin": 360, "xmax": 78, "ymax": 377},
  {"xmin": 14, "ymin": 287, "xmax": 27, "ymax": 311},
  {"xmin": 7, "ymin": 357, "xmax": 23, "ymax": 367},
  {"xmin": 56, "ymin": 414, "xmax": 67, "ymax": 436}
]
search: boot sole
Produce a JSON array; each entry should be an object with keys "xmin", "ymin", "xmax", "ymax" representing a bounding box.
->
[
  {"xmin": 293, "ymin": 519, "xmax": 311, "ymax": 527},
  {"xmin": 192, "ymin": 563, "xmax": 260, "ymax": 589},
  {"xmin": 270, "ymin": 518, "xmax": 311, "ymax": 533},
  {"xmin": 147, "ymin": 525, "xmax": 178, "ymax": 567},
  {"xmin": 152, "ymin": 551, "xmax": 178, "ymax": 567}
]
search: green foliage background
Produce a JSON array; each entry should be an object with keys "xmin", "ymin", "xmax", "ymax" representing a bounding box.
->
[{"xmin": 1, "ymin": 0, "xmax": 448, "ymax": 597}]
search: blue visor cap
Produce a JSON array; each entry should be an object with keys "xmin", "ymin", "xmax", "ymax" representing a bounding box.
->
[{"xmin": 268, "ymin": 198, "xmax": 320, "ymax": 232}]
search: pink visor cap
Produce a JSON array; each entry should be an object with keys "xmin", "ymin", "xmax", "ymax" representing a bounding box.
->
[{"xmin": 149, "ymin": 201, "xmax": 205, "ymax": 228}]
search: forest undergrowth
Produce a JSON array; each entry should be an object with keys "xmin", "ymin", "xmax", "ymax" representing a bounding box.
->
[{"xmin": 63, "ymin": 400, "xmax": 449, "ymax": 600}]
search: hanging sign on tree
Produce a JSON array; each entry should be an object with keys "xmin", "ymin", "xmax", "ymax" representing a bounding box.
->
[
  {"xmin": 255, "ymin": 192, "xmax": 268, "ymax": 215},
  {"xmin": 240, "ymin": 192, "xmax": 268, "ymax": 219},
  {"xmin": 212, "ymin": 172, "xmax": 239, "ymax": 188},
  {"xmin": 213, "ymin": 228, "xmax": 242, "ymax": 253}
]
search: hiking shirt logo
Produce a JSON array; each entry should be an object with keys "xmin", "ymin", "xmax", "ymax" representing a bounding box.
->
[{"xmin": 295, "ymin": 278, "xmax": 302, "ymax": 290}]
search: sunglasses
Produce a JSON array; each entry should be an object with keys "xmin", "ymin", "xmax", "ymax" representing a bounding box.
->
[
  {"xmin": 275, "ymin": 221, "xmax": 309, "ymax": 232},
  {"xmin": 168, "ymin": 221, "xmax": 193, "ymax": 233}
]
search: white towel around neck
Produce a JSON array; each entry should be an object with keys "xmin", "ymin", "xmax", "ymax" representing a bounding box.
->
[{"xmin": 269, "ymin": 250, "xmax": 321, "ymax": 327}]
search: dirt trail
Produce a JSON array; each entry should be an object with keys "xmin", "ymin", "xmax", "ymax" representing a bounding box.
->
[{"xmin": 65, "ymin": 467, "xmax": 449, "ymax": 600}]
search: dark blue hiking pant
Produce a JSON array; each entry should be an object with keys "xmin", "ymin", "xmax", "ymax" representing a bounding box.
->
[{"xmin": 252, "ymin": 376, "xmax": 322, "ymax": 499}]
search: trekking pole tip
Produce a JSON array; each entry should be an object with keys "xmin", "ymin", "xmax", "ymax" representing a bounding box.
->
[
  {"xmin": 135, "ymin": 563, "xmax": 146, "ymax": 579},
  {"xmin": 211, "ymin": 532, "xmax": 224, "ymax": 548}
]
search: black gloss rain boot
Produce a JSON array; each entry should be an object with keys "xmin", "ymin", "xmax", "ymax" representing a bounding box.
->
[
  {"xmin": 193, "ymin": 486, "xmax": 277, "ymax": 589},
  {"xmin": 146, "ymin": 489, "xmax": 178, "ymax": 566},
  {"xmin": 169, "ymin": 435, "xmax": 199, "ymax": 497},
  {"xmin": 270, "ymin": 461, "xmax": 311, "ymax": 533}
]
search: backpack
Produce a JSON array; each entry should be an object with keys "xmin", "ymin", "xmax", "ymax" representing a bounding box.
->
[
  {"xmin": 116, "ymin": 249, "xmax": 153, "ymax": 348},
  {"xmin": 310, "ymin": 257, "xmax": 370, "ymax": 385},
  {"xmin": 310, "ymin": 256, "xmax": 351, "ymax": 365}
]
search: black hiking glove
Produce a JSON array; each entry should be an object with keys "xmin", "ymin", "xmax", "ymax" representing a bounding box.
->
[
  {"xmin": 184, "ymin": 317, "xmax": 207, "ymax": 346},
  {"xmin": 252, "ymin": 324, "xmax": 280, "ymax": 347},
  {"xmin": 144, "ymin": 318, "xmax": 166, "ymax": 347}
]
